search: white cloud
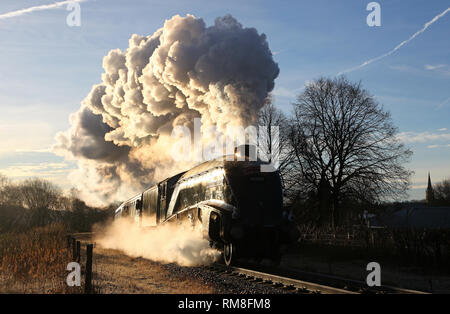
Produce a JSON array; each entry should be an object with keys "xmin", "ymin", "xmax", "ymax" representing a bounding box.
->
[
  {"xmin": 425, "ymin": 63, "xmax": 450, "ymax": 76},
  {"xmin": 427, "ymin": 144, "xmax": 450, "ymax": 149},
  {"xmin": 410, "ymin": 184, "xmax": 427, "ymax": 190},
  {"xmin": 438, "ymin": 128, "xmax": 448, "ymax": 131},
  {"xmin": 388, "ymin": 64, "xmax": 450, "ymax": 77},
  {"xmin": 271, "ymin": 86, "xmax": 303, "ymax": 98},
  {"xmin": 13, "ymin": 148, "xmax": 52, "ymax": 153},
  {"xmin": 0, "ymin": 123, "xmax": 55, "ymax": 154},
  {"xmin": 397, "ymin": 131, "xmax": 450, "ymax": 143},
  {"xmin": 0, "ymin": 162, "xmax": 74, "ymax": 179},
  {"xmin": 425, "ymin": 64, "xmax": 446, "ymax": 70}
]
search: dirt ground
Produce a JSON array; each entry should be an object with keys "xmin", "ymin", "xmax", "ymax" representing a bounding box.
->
[{"xmin": 89, "ymin": 246, "xmax": 215, "ymax": 294}]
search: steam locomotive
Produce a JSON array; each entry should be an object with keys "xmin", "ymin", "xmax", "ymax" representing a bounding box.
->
[{"xmin": 114, "ymin": 145, "xmax": 293, "ymax": 265}]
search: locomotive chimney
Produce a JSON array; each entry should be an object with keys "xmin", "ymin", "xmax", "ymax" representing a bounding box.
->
[{"xmin": 234, "ymin": 144, "xmax": 257, "ymax": 161}]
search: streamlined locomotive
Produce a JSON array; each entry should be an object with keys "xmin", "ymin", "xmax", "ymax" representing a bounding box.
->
[{"xmin": 114, "ymin": 146, "xmax": 291, "ymax": 265}]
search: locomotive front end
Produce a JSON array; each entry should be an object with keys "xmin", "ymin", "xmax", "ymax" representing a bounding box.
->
[{"xmin": 221, "ymin": 161, "xmax": 285, "ymax": 264}]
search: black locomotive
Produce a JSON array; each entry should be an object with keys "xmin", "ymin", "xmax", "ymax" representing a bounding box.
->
[{"xmin": 114, "ymin": 145, "xmax": 293, "ymax": 265}]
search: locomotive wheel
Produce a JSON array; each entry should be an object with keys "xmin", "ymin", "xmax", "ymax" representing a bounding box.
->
[{"xmin": 223, "ymin": 243, "xmax": 233, "ymax": 266}]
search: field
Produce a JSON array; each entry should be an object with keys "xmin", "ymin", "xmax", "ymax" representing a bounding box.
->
[{"xmin": 0, "ymin": 224, "xmax": 79, "ymax": 293}]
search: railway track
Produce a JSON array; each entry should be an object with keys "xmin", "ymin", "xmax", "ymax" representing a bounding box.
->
[
  {"xmin": 209, "ymin": 263, "xmax": 357, "ymax": 294},
  {"xmin": 232, "ymin": 260, "xmax": 429, "ymax": 294},
  {"xmin": 281, "ymin": 266, "xmax": 428, "ymax": 294}
]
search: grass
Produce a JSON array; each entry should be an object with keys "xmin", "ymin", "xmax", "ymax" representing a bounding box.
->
[{"xmin": 0, "ymin": 224, "xmax": 80, "ymax": 293}]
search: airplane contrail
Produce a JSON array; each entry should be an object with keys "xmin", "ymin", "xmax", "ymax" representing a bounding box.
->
[
  {"xmin": 338, "ymin": 7, "xmax": 450, "ymax": 75},
  {"xmin": 0, "ymin": 0, "xmax": 86, "ymax": 20},
  {"xmin": 437, "ymin": 96, "xmax": 450, "ymax": 109}
]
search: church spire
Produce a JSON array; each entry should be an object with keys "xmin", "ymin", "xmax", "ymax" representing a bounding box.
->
[{"xmin": 426, "ymin": 172, "xmax": 434, "ymax": 205}]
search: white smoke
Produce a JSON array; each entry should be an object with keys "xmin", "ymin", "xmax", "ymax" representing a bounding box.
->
[
  {"xmin": 53, "ymin": 14, "xmax": 279, "ymax": 205},
  {"xmin": 95, "ymin": 218, "xmax": 220, "ymax": 266}
]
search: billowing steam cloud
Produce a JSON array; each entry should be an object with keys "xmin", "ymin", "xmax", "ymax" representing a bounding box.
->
[
  {"xmin": 95, "ymin": 218, "xmax": 220, "ymax": 266},
  {"xmin": 54, "ymin": 14, "xmax": 279, "ymax": 205}
]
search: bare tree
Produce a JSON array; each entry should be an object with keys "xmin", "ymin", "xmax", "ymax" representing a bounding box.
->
[
  {"xmin": 20, "ymin": 178, "xmax": 61, "ymax": 210},
  {"xmin": 0, "ymin": 175, "xmax": 111, "ymax": 230},
  {"xmin": 258, "ymin": 97, "xmax": 295, "ymax": 196},
  {"xmin": 0, "ymin": 175, "xmax": 23, "ymax": 207},
  {"xmin": 0, "ymin": 174, "xmax": 8, "ymax": 205},
  {"xmin": 0, "ymin": 173, "xmax": 7, "ymax": 188},
  {"xmin": 20, "ymin": 178, "xmax": 61, "ymax": 226},
  {"xmin": 434, "ymin": 178, "xmax": 450, "ymax": 206},
  {"xmin": 289, "ymin": 77, "xmax": 412, "ymax": 226}
]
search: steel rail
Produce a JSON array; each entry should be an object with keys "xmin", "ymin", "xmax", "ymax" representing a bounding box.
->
[
  {"xmin": 210, "ymin": 263, "xmax": 358, "ymax": 294},
  {"xmin": 279, "ymin": 266, "xmax": 429, "ymax": 294}
]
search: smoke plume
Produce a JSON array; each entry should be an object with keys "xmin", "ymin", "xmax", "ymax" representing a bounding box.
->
[
  {"xmin": 95, "ymin": 218, "xmax": 220, "ymax": 266},
  {"xmin": 54, "ymin": 14, "xmax": 279, "ymax": 205}
]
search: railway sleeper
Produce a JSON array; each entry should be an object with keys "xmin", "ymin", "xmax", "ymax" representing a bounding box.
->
[
  {"xmin": 297, "ymin": 287, "xmax": 310, "ymax": 293},
  {"xmin": 283, "ymin": 284, "xmax": 296, "ymax": 291},
  {"xmin": 250, "ymin": 278, "xmax": 263, "ymax": 283},
  {"xmin": 273, "ymin": 282, "xmax": 283, "ymax": 288}
]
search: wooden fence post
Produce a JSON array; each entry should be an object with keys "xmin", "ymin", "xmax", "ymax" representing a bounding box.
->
[
  {"xmin": 76, "ymin": 241, "xmax": 81, "ymax": 263},
  {"xmin": 85, "ymin": 244, "xmax": 93, "ymax": 294},
  {"xmin": 72, "ymin": 237, "xmax": 76, "ymax": 259}
]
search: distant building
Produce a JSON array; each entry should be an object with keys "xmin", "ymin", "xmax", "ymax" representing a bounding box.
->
[
  {"xmin": 367, "ymin": 173, "xmax": 450, "ymax": 229},
  {"xmin": 426, "ymin": 172, "xmax": 435, "ymax": 205},
  {"xmin": 370, "ymin": 206, "xmax": 450, "ymax": 229}
]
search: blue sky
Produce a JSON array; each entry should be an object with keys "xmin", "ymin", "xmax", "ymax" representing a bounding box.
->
[{"xmin": 0, "ymin": 0, "xmax": 449, "ymax": 200}]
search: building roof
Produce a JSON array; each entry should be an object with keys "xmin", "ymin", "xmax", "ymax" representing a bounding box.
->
[{"xmin": 370, "ymin": 206, "xmax": 450, "ymax": 229}]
